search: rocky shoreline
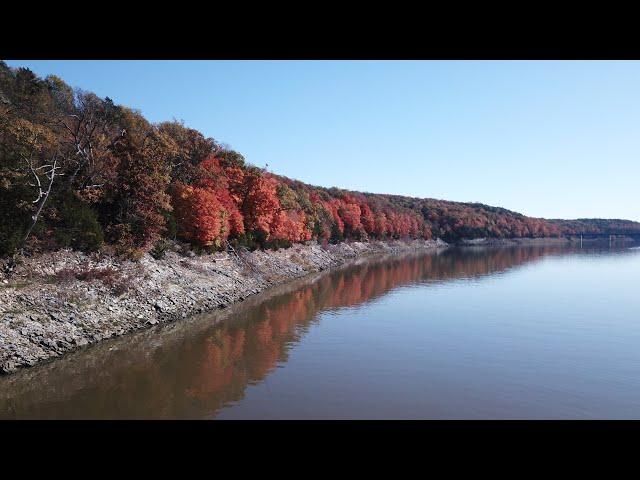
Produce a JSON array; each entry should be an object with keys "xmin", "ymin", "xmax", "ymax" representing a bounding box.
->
[
  {"xmin": 0, "ymin": 239, "xmax": 447, "ymax": 374},
  {"xmin": 457, "ymin": 236, "xmax": 636, "ymax": 246},
  {"xmin": 457, "ymin": 237, "xmax": 572, "ymax": 246}
]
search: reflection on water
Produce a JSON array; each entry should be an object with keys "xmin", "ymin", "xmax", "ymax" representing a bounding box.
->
[{"xmin": 1, "ymin": 245, "xmax": 639, "ymax": 419}]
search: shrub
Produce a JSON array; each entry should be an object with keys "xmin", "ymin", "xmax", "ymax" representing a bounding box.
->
[
  {"xmin": 54, "ymin": 196, "xmax": 104, "ymax": 252},
  {"xmin": 108, "ymin": 275, "xmax": 135, "ymax": 296},
  {"xmin": 150, "ymin": 239, "xmax": 171, "ymax": 260},
  {"xmin": 0, "ymin": 184, "xmax": 31, "ymax": 256},
  {"xmin": 230, "ymin": 232, "xmax": 262, "ymax": 252},
  {"xmin": 52, "ymin": 266, "xmax": 135, "ymax": 296},
  {"xmin": 54, "ymin": 266, "xmax": 118, "ymax": 283}
]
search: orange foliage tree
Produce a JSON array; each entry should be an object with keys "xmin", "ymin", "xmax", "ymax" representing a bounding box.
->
[
  {"xmin": 241, "ymin": 172, "xmax": 281, "ymax": 239},
  {"xmin": 172, "ymin": 182, "xmax": 226, "ymax": 247}
]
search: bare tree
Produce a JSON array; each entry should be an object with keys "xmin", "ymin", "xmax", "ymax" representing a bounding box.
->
[
  {"xmin": 20, "ymin": 145, "xmax": 63, "ymax": 246},
  {"xmin": 57, "ymin": 90, "xmax": 118, "ymax": 191}
]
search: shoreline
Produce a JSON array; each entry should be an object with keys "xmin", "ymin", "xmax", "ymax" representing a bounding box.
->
[
  {"xmin": 0, "ymin": 239, "xmax": 447, "ymax": 375},
  {"xmin": 0, "ymin": 248, "xmax": 446, "ymax": 414},
  {"xmin": 3, "ymin": 234, "xmax": 633, "ymax": 376},
  {"xmin": 455, "ymin": 236, "xmax": 636, "ymax": 247}
]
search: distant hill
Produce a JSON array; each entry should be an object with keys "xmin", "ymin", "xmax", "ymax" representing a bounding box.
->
[{"xmin": 547, "ymin": 218, "xmax": 640, "ymax": 236}]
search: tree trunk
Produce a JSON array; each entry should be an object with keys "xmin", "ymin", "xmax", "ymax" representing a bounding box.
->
[
  {"xmin": 21, "ymin": 187, "xmax": 51, "ymax": 248},
  {"xmin": 21, "ymin": 161, "xmax": 57, "ymax": 251}
]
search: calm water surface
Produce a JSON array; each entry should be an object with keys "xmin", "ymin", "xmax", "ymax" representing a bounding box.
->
[{"xmin": 1, "ymin": 245, "xmax": 639, "ymax": 419}]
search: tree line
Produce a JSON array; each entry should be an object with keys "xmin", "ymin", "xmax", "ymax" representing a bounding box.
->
[{"xmin": 1, "ymin": 62, "xmax": 638, "ymax": 259}]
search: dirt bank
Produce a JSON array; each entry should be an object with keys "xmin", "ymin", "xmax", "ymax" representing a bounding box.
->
[{"xmin": 0, "ymin": 239, "xmax": 447, "ymax": 374}]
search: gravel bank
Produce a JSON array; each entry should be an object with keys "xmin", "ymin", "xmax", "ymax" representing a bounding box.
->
[{"xmin": 0, "ymin": 239, "xmax": 447, "ymax": 374}]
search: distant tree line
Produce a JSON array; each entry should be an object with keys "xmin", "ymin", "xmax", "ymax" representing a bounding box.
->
[{"xmin": 1, "ymin": 62, "xmax": 638, "ymax": 259}]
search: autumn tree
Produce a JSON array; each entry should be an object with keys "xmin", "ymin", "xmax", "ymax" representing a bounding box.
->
[
  {"xmin": 338, "ymin": 196, "xmax": 364, "ymax": 239},
  {"xmin": 172, "ymin": 182, "xmax": 226, "ymax": 247},
  {"xmin": 158, "ymin": 120, "xmax": 217, "ymax": 184},
  {"xmin": 0, "ymin": 117, "xmax": 60, "ymax": 252},
  {"xmin": 99, "ymin": 109, "xmax": 175, "ymax": 255},
  {"xmin": 241, "ymin": 172, "xmax": 281, "ymax": 240}
]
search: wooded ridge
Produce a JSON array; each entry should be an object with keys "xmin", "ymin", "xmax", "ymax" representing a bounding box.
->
[{"xmin": 2, "ymin": 62, "xmax": 638, "ymax": 261}]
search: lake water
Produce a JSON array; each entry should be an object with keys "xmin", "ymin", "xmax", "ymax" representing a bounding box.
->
[{"xmin": 1, "ymin": 245, "xmax": 639, "ymax": 419}]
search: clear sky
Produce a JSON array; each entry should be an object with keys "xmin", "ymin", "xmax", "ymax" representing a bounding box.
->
[{"xmin": 6, "ymin": 60, "xmax": 640, "ymax": 221}]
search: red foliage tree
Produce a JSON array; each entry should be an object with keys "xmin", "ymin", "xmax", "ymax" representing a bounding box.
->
[
  {"xmin": 242, "ymin": 173, "xmax": 281, "ymax": 237},
  {"xmin": 172, "ymin": 182, "xmax": 226, "ymax": 247},
  {"xmin": 339, "ymin": 200, "xmax": 363, "ymax": 236},
  {"xmin": 360, "ymin": 202, "xmax": 375, "ymax": 235},
  {"xmin": 374, "ymin": 211, "xmax": 389, "ymax": 238},
  {"xmin": 270, "ymin": 210, "xmax": 311, "ymax": 243}
]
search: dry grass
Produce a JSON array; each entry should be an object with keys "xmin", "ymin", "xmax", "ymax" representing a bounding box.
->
[{"xmin": 51, "ymin": 266, "xmax": 135, "ymax": 296}]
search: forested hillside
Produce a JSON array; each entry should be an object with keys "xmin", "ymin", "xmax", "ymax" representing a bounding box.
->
[{"xmin": 1, "ymin": 62, "xmax": 638, "ymax": 259}]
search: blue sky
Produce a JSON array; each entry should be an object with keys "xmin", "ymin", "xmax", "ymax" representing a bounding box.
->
[{"xmin": 6, "ymin": 60, "xmax": 640, "ymax": 221}]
